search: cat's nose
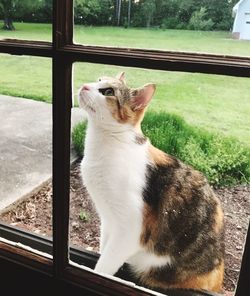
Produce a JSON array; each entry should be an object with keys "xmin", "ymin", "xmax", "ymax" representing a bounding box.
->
[{"xmin": 82, "ymin": 85, "xmax": 90, "ymax": 91}]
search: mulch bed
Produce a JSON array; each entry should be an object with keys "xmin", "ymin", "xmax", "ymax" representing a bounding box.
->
[{"xmin": 0, "ymin": 160, "xmax": 249, "ymax": 295}]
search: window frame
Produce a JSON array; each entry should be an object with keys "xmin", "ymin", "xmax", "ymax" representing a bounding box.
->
[{"xmin": 0, "ymin": 0, "xmax": 249, "ymax": 295}]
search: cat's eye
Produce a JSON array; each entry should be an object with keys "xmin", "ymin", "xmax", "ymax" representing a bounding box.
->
[{"xmin": 99, "ymin": 87, "xmax": 115, "ymax": 96}]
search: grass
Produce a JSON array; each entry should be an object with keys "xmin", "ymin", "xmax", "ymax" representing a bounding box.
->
[
  {"xmin": 0, "ymin": 55, "xmax": 52, "ymax": 102},
  {"xmin": 79, "ymin": 210, "xmax": 89, "ymax": 222},
  {"xmin": 72, "ymin": 120, "xmax": 87, "ymax": 157},
  {"xmin": 1, "ymin": 22, "xmax": 250, "ymax": 56},
  {"xmin": 0, "ymin": 22, "xmax": 52, "ymax": 42},
  {"xmin": 72, "ymin": 112, "xmax": 250, "ymax": 187}
]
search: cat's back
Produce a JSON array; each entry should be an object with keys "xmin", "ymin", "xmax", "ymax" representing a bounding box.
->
[
  {"xmin": 144, "ymin": 145, "xmax": 222, "ymax": 217},
  {"xmin": 133, "ymin": 145, "xmax": 225, "ymax": 291},
  {"xmin": 142, "ymin": 145, "xmax": 224, "ymax": 252}
]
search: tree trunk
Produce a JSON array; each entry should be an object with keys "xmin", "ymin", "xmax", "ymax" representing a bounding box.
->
[
  {"xmin": 128, "ymin": 0, "xmax": 131, "ymax": 27},
  {"xmin": 3, "ymin": 6, "xmax": 15, "ymax": 31},
  {"xmin": 3, "ymin": 16, "xmax": 15, "ymax": 31},
  {"xmin": 146, "ymin": 15, "xmax": 151, "ymax": 28},
  {"xmin": 117, "ymin": 0, "xmax": 121, "ymax": 26}
]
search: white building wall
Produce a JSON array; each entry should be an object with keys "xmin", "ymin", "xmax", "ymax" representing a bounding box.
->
[
  {"xmin": 240, "ymin": 0, "xmax": 250, "ymax": 39},
  {"xmin": 233, "ymin": 0, "xmax": 250, "ymax": 40}
]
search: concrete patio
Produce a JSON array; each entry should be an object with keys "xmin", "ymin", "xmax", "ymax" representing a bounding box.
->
[{"xmin": 0, "ymin": 95, "xmax": 85, "ymax": 212}]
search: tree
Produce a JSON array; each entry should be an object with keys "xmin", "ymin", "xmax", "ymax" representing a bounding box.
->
[
  {"xmin": 37, "ymin": 0, "xmax": 52, "ymax": 23},
  {"xmin": 0, "ymin": 0, "xmax": 238, "ymax": 31},
  {"xmin": 0, "ymin": 0, "xmax": 42, "ymax": 30},
  {"xmin": 74, "ymin": 0, "xmax": 114, "ymax": 26},
  {"xmin": 116, "ymin": 0, "xmax": 122, "ymax": 26},
  {"xmin": 127, "ymin": 0, "xmax": 131, "ymax": 27},
  {"xmin": 142, "ymin": 0, "xmax": 156, "ymax": 27},
  {"xmin": 188, "ymin": 7, "xmax": 214, "ymax": 31},
  {"xmin": 204, "ymin": 0, "xmax": 235, "ymax": 30}
]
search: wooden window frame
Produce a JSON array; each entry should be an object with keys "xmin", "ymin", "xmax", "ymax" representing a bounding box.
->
[{"xmin": 0, "ymin": 0, "xmax": 249, "ymax": 295}]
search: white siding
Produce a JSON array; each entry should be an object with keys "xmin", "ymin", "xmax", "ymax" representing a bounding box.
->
[
  {"xmin": 241, "ymin": 0, "xmax": 250, "ymax": 39},
  {"xmin": 233, "ymin": 0, "xmax": 250, "ymax": 40}
]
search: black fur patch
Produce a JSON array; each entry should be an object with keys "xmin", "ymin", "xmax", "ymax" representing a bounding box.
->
[
  {"xmin": 143, "ymin": 227, "xmax": 152, "ymax": 245},
  {"xmin": 140, "ymin": 153, "xmax": 224, "ymax": 285},
  {"xmin": 134, "ymin": 134, "xmax": 147, "ymax": 145},
  {"xmin": 142, "ymin": 157, "xmax": 180, "ymax": 210}
]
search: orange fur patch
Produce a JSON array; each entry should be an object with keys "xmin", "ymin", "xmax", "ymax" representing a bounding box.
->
[
  {"xmin": 169, "ymin": 261, "xmax": 224, "ymax": 292},
  {"xmin": 106, "ymin": 97, "xmax": 146, "ymax": 131},
  {"xmin": 148, "ymin": 145, "xmax": 175, "ymax": 166},
  {"xmin": 140, "ymin": 204, "xmax": 158, "ymax": 251},
  {"xmin": 142, "ymin": 261, "xmax": 224, "ymax": 293},
  {"xmin": 213, "ymin": 203, "xmax": 224, "ymax": 234}
]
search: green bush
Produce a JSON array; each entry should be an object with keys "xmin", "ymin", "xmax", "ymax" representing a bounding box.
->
[
  {"xmin": 72, "ymin": 121, "xmax": 87, "ymax": 157},
  {"xmin": 188, "ymin": 7, "xmax": 214, "ymax": 31},
  {"xmin": 72, "ymin": 112, "xmax": 250, "ymax": 187},
  {"xmin": 161, "ymin": 17, "xmax": 179, "ymax": 29}
]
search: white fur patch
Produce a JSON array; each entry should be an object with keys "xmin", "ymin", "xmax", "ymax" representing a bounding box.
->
[
  {"xmin": 81, "ymin": 120, "xmax": 150, "ymax": 274},
  {"xmin": 128, "ymin": 250, "xmax": 172, "ymax": 274}
]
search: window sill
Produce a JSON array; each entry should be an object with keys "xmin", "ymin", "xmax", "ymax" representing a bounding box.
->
[{"xmin": 0, "ymin": 223, "xmax": 221, "ymax": 296}]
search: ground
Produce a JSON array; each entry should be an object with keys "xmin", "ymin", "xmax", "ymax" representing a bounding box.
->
[{"xmin": 0, "ymin": 160, "xmax": 249, "ymax": 295}]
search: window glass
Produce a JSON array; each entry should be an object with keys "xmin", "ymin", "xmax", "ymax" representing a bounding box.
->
[
  {"xmin": 73, "ymin": 0, "xmax": 250, "ymax": 57},
  {"xmin": 0, "ymin": 0, "xmax": 52, "ymax": 41},
  {"xmin": 69, "ymin": 62, "xmax": 250, "ymax": 294},
  {"xmin": 0, "ymin": 54, "xmax": 53, "ymax": 249}
]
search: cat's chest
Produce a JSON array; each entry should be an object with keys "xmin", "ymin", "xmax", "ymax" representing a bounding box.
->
[{"xmin": 81, "ymin": 137, "xmax": 148, "ymax": 198}]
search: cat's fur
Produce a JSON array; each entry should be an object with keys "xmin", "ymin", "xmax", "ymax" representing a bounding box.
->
[{"xmin": 79, "ymin": 73, "xmax": 224, "ymax": 292}]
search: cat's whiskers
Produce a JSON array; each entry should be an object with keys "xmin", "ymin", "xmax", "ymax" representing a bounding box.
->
[
  {"xmin": 86, "ymin": 93, "xmax": 101, "ymax": 116},
  {"xmin": 88, "ymin": 92, "xmax": 104, "ymax": 121}
]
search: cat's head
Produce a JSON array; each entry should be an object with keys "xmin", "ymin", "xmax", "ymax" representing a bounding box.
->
[{"xmin": 78, "ymin": 72, "xmax": 155, "ymax": 129}]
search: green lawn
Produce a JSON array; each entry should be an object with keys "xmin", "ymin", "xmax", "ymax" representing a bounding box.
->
[
  {"xmin": 0, "ymin": 22, "xmax": 52, "ymax": 42},
  {"xmin": 0, "ymin": 23, "xmax": 250, "ymax": 146}
]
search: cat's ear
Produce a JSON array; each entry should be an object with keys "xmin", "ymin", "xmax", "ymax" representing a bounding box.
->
[
  {"xmin": 130, "ymin": 84, "xmax": 156, "ymax": 111},
  {"xmin": 116, "ymin": 72, "xmax": 125, "ymax": 82}
]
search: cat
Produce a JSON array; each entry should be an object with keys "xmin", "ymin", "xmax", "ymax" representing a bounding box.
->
[{"xmin": 78, "ymin": 72, "xmax": 224, "ymax": 293}]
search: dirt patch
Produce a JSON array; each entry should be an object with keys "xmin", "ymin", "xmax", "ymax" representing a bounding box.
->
[{"xmin": 0, "ymin": 160, "xmax": 249, "ymax": 294}]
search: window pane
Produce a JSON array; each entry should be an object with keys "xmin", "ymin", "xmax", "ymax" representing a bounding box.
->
[
  {"xmin": 73, "ymin": 0, "xmax": 250, "ymax": 57},
  {"xmin": 69, "ymin": 62, "xmax": 250, "ymax": 294},
  {"xmin": 0, "ymin": 54, "xmax": 52, "ymax": 251},
  {"xmin": 0, "ymin": 0, "xmax": 52, "ymax": 41}
]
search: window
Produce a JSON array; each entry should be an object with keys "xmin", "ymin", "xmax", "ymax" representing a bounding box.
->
[
  {"xmin": 0, "ymin": 1, "xmax": 249, "ymax": 295},
  {"xmin": 0, "ymin": 53, "xmax": 52, "ymax": 254}
]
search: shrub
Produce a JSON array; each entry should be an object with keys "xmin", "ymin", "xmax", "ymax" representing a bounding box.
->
[
  {"xmin": 175, "ymin": 22, "xmax": 188, "ymax": 30},
  {"xmin": 215, "ymin": 19, "xmax": 233, "ymax": 31},
  {"xmin": 188, "ymin": 7, "xmax": 214, "ymax": 31},
  {"xmin": 72, "ymin": 121, "xmax": 87, "ymax": 157},
  {"xmin": 72, "ymin": 112, "xmax": 250, "ymax": 187},
  {"xmin": 161, "ymin": 17, "xmax": 179, "ymax": 29}
]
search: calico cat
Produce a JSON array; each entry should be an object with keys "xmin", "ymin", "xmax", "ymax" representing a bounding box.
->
[{"xmin": 78, "ymin": 72, "xmax": 224, "ymax": 292}]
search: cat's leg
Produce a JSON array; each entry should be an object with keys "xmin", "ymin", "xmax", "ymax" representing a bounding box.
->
[
  {"xmin": 95, "ymin": 228, "xmax": 139, "ymax": 275},
  {"xmin": 100, "ymin": 222, "xmax": 109, "ymax": 253}
]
